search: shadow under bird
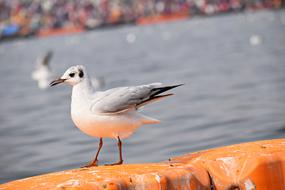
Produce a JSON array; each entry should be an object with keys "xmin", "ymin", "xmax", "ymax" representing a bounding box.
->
[{"xmin": 50, "ymin": 65, "xmax": 182, "ymax": 167}]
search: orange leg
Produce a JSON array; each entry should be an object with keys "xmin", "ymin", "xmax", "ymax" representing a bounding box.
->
[
  {"xmin": 83, "ymin": 138, "xmax": 103, "ymax": 167},
  {"xmin": 105, "ymin": 136, "xmax": 123, "ymax": 166}
]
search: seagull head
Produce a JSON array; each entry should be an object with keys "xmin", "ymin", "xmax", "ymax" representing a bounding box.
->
[{"xmin": 50, "ymin": 65, "xmax": 86, "ymax": 86}]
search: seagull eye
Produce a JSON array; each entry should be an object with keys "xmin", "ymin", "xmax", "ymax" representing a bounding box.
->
[
  {"xmin": 79, "ymin": 70, "xmax": 84, "ymax": 78},
  {"xmin": 69, "ymin": 73, "xmax": 75, "ymax": 77}
]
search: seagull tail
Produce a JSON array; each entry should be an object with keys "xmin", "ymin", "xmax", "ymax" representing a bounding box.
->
[{"xmin": 141, "ymin": 115, "xmax": 160, "ymax": 124}]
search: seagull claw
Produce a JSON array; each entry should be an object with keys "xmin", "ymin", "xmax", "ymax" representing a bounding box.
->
[
  {"xmin": 81, "ymin": 160, "xmax": 98, "ymax": 168},
  {"xmin": 104, "ymin": 160, "xmax": 123, "ymax": 166}
]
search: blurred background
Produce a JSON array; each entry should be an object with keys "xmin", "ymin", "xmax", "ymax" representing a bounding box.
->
[{"xmin": 0, "ymin": 0, "xmax": 285, "ymax": 184}]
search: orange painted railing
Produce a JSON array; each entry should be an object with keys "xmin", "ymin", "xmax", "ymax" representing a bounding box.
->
[{"xmin": 1, "ymin": 138, "xmax": 284, "ymax": 189}]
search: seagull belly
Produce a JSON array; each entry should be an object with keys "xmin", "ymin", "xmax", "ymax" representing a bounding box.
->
[{"xmin": 71, "ymin": 112, "xmax": 143, "ymax": 139}]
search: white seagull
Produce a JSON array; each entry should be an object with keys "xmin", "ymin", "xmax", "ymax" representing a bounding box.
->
[
  {"xmin": 50, "ymin": 65, "xmax": 182, "ymax": 167},
  {"xmin": 32, "ymin": 50, "xmax": 54, "ymax": 89}
]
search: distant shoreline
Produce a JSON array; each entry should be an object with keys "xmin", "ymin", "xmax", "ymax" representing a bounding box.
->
[{"xmin": 1, "ymin": 7, "xmax": 283, "ymax": 42}]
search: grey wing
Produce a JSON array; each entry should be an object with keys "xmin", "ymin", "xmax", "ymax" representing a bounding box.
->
[
  {"xmin": 90, "ymin": 83, "xmax": 162, "ymax": 114},
  {"xmin": 42, "ymin": 51, "xmax": 53, "ymax": 66}
]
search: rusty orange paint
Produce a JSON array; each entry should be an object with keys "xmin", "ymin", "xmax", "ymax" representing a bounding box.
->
[
  {"xmin": 170, "ymin": 138, "xmax": 285, "ymax": 189},
  {"xmin": 1, "ymin": 138, "xmax": 284, "ymax": 190}
]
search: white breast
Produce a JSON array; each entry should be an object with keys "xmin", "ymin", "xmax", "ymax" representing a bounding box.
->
[{"xmin": 71, "ymin": 110, "xmax": 143, "ymax": 139}]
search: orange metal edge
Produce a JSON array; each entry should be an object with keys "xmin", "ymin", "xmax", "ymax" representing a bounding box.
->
[{"xmin": 0, "ymin": 138, "xmax": 284, "ymax": 190}]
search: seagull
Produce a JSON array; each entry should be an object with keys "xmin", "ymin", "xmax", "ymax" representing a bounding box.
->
[
  {"xmin": 50, "ymin": 65, "xmax": 182, "ymax": 167},
  {"xmin": 32, "ymin": 50, "xmax": 54, "ymax": 89}
]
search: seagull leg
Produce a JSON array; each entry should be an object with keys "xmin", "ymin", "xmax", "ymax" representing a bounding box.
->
[
  {"xmin": 82, "ymin": 138, "xmax": 103, "ymax": 167},
  {"xmin": 105, "ymin": 136, "xmax": 123, "ymax": 166}
]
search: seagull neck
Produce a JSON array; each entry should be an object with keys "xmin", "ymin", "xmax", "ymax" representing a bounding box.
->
[{"xmin": 72, "ymin": 77, "xmax": 94, "ymax": 101}]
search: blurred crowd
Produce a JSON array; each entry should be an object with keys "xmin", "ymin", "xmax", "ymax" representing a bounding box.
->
[{"xmin": 0, "ymin": 0, "xmax": 283, "ymax": 40}]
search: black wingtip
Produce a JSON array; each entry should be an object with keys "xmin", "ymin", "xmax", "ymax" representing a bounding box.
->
[
  {"xmin": 172, "ymin": 83, "xmax": 184, "ymax": 88},
  {"xmin": 150, "ymin": 83, "xmax": 184, "ymax": 97},
  {"xmin": 160, "ymin": 83, "xmax": 185, "ymax": 90}
]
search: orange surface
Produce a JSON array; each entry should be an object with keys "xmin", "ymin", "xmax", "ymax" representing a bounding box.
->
[
  {"xmin": 37, "ymin": 26, "xmax": 84, "ymax": 38},
  {"xmin": 1, "ymin": 138, "xmax": 284, "ymax": 190},
  {"xmin": 136, "ymin": 12, "xmax": 189, "ymax": 25}
]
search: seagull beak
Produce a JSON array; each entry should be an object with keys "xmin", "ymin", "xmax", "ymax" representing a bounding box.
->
[{"xmin": 49, "ymin": 78, "xmax": 66, "ymax": 87}]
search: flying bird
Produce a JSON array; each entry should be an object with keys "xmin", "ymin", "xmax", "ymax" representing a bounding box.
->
[{"xmin": 32, "ymin": 50, "xmax": 54, "ymax": 89}]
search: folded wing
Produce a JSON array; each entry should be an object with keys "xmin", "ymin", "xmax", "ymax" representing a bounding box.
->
[{"xmin": 90, "ymin": 83, "xmax": 182, "ymax": 114}]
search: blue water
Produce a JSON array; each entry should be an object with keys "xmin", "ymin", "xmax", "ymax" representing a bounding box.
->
[{"xmin": 0, "ymin": 10, "xmax": 285, "ymax": 184}]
